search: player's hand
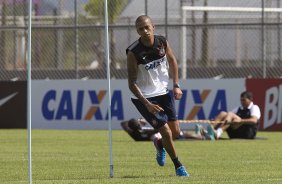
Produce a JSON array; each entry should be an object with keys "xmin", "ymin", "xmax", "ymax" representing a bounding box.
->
[
  {"xmin": 173, "ymin": 88, "xmax": 183, "ymax": 100},
  {"xmin": 145, "ymin": 103, "xmax": 164, "ymax": 114}
]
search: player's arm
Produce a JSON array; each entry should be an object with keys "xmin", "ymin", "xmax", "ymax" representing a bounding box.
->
[
  {"xmin": 235, "ymin": 106, "xmax": 260, "ymax": 124},
  {"xmin": 127, "ymin": 51, "xmax": 150, "ymax": 106},
  {"xmin": 230, "ymin": 114, "xmax": 257, "ymax": 124},
  {"xmin": 239, "ymin": 116, "xmax": 258, "ymax": 124},
  {"xmin": 166, "ymin": 41, "xmax": 183, "ymax": 100},
  {"xmin": 127, "ymin": 51, "xmax": 163, "ymax": 113}
]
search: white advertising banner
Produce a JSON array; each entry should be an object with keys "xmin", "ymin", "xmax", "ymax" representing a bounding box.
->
[{"xmin": 32, "ymin": 79, "xmax": 245, "ymax": 130}]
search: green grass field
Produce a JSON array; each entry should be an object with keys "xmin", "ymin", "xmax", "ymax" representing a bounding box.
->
[{"xmin": 1, "ymin": 130, "xmax": 282, "ymax": 184}]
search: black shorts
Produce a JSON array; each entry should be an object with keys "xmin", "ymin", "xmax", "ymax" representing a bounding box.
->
[
  {"xmin": 226, "ymin": 125, "xmax": 257, "ymax": 139},
  {"xmin": 131, "ymin": 93, "xmax": 177, "ymax": 130}
]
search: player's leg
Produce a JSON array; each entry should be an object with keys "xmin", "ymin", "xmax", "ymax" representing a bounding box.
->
[
  {"xmin": 160, "ymin": 93, "xmax": 182, "ymax": 139},
  {"xmin": 167, "ymin": 120, "xmax": 181, "ymax": 139},
  {"xmin": 225, "ymin": 112, "xmax": 242, "ymax": 129},
  {"xmin": 132, "ymin": 96, "xmax": 189, "ymax": 176},
  {"xmin": 160, "ymin": 94, "xmax": 189, "ymax": 176},
  {"xmin": 131, "ymin": 98, "xmax": 169, "ymax": 168},
  {"xmin": 158, "ymin": 124, "xmax": 176, "ymax": 160},
  {"xmin": 180, "ymin": 130, "xmax": 204, "ymax": 140},
  {"xmin": 131, "ymin": 98, "xmax": 167, "ymax": 165},
  {"xmin": 153, "ymin": 94, "xmax": 188, "ymax": 176},
  {"xmin": 208, "ymin": 111, "xmax": 229, "ymax": 139},
  {"xmin": 158, "ymin": 123, "xmax": 189, "ymax": 176},
  {"xmin": 213, "ymin": 111, "xmax": 228, "ymax": 129},
  {"xmin": 215, "ymin": 111, "xmax": 228, "ymax": 120},
  {"xmin": 151, "ymin": 120, "xmax": 180, "ymax": 168},
  {"xmin": 214, "ymin": 112, "xmax": 242, "ymax": 139}
]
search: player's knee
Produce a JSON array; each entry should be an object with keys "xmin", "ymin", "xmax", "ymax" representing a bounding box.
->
[
  {"xmin": 171, "ymin": 129, "xmax": 180, "ymax": 140},
  {"xmin": 159, "ymin": 125, "xmax": 172, "ymax": 139},
  {"xmin": 227, "ymin": 111, "xmax": 236, "ymax": 117},
  {"xmin": 218, "ymin": 111, "xmax": 228, "ymax": 117}
]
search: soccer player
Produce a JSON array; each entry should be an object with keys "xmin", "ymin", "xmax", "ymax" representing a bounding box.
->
[
  {"xmin": 121, "ymin": 118, "xmax": 205, "ymax": 141},
  {"xmin": 126, "ymin": 15, "xmax": 189, "ymax": 176},
  {"xmin": 207, "ymin": 91, "xmax": 261, "ymax": 140}
]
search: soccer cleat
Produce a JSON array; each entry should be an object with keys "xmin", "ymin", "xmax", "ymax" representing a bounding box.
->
[
  {"xmin": 206, "ymin": 124, "xmax": 216, "ymax": 141},
  {"xmin": 176, "ymin": 166, "xmax": 190, "ymax": 177},
  {"xmin": 195, "ymin": 124, "xmax": 203, "ymax": 135},
  {"xmin": 195, "ymin": 124, "xmax": 208, "ymax": 140},
  {"xmin": 153, "ymin": 137, "xmax": 166, "ymax": 166}
]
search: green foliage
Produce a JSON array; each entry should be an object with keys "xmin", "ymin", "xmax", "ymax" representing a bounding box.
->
[
  {"xmin": 1, "ymin": 130, "xmax": 282, "ymax": 183},
  {"xmin": 84, "ymin": 0, "xmax": 128, "ymax": 22}
]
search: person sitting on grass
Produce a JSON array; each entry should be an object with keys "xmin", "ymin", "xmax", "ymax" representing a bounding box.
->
[{"xmin": 196, "ymin": 91, "xmax": 261, "ymax": 140}]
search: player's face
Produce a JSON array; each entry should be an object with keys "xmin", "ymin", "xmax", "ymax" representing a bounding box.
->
[
  {"xmin": 240, "ymin": 97, "xmax": 251, "ymax": 108},
  {"xmin": 136, "ymin": 18, "xmax": 155, "ymax": 40}
]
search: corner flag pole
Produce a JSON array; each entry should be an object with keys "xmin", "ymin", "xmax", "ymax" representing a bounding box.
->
[
  {"xmin": 104, "ymin": 0, "xmax": 113, "ymax": 178},
  {"xmin": 27, "ymin": 0, "xmax": 33, "ymax": 183}
]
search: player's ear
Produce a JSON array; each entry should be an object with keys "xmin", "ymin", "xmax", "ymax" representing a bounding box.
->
[{"xmin": 136, "ymin": 29, "xmax": 141, "ymax": 36}]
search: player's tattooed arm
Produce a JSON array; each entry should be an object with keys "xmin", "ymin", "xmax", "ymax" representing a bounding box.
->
[
  {"xmin": 127, "ymin": 51, "xmax": 150, "ymax": 106},
  {"xmin": 127, "ymin": 51, "xmax": 164, "ymax": 113}
]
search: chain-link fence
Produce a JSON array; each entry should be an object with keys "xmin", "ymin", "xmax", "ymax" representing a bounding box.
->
[{"xmin": 0, "ymin": 0, "xmax": 282, "ymax": 80}]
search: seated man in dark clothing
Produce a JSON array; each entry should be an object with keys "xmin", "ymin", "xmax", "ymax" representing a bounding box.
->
[
  {"xmin": 121, "ymin": 118, "xmax": 205, "ymax": 141},
  {"xmin": 208, "ymin": 91, "xmax": 261, "ymax": 140}
]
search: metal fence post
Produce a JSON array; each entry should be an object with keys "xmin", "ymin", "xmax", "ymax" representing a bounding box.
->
[
  {"xmin": 75, "ymin": 0, "xmax": 79, "ymax": 79},
  {"xmin": 261, "ymin": 0, "xmax": 266, "ymax": 78}
]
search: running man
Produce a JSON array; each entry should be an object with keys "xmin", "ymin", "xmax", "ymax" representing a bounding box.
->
[{"xmin": 126, "ymin": 15, "xmax": 189, "ymax": 176}]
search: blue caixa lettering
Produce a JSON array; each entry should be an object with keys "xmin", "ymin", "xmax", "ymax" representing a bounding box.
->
[
  {"xmin": 173, "ymin": 89, "xmax": 227, "ymax": 120},
  {"xmin": 42, "ymin": 90, "xmax": 124, "ymax": 120}
]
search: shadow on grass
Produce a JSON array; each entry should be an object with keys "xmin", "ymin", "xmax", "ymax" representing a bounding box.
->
[
  {"xmin": 121, "ymin": 175, "xmax": 142, "ymax": 179},
  {"xmin": 218, "ymin": 137, "xmax": 267, "ymax": 141}
]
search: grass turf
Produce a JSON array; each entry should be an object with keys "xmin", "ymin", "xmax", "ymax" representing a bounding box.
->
[{"xmin": 0, "ymin": 129, "xmax": 282, "ymax": 184}]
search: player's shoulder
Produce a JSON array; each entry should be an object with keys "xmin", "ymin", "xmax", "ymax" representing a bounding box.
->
[
  {"xmin": 155, "ymin": 34, "xmax": 167, "ymax": 43},
  {"xmin": 126, "ymin": 39, "xmax": 140, "ymax": 54},
  {"xmin": 251, "ymin": 103, "xmax": 260, "ymax": 110},
  {"xmin": 155, "ymin": 34, "xmax": 166, "ymax": 40},
  {"xmin": 154, "ymin": 35, "xmax": 168, "ymax": 50}
]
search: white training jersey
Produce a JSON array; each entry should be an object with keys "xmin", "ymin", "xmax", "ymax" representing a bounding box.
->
[
  {"xmin": 231, "ymin": 102, "xmax": 261, "ymax": 120},
  {"xmin": 126, "ymin": 35, "xmax": 169, "ymax": 98}
]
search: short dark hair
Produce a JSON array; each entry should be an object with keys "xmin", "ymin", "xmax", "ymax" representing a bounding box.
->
[
  {"xmin": 135, "ymin": 15, "xmax": 153, "ymax": 27},
  {"xmin": 240, "ymin": 91, "xmax": 253, "ymax": 101},
  {"xmin": 128, "ymin": 118, "xmax": 141, "ymax": 131}
]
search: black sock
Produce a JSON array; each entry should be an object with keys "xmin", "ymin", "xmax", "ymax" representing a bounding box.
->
[
  {"xmin": 172, "ymin": 157, "xmax": 182, "ymax": 169},
  {"xmin": 156, "ymin": 138, "xmax": 164, "ymax": 150}
]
